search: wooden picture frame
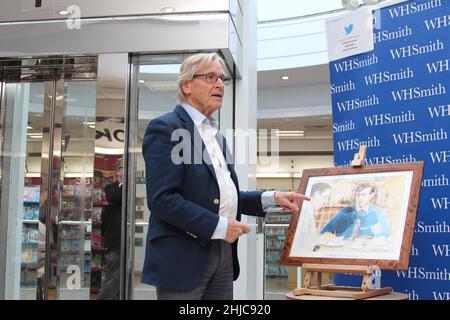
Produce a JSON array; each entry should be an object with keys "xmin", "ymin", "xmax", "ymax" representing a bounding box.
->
[{"xmin": 281, "ymin": 162, "xmax": 424, "ymax": 270}]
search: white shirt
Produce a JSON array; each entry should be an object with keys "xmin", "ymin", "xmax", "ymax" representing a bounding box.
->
[{"xmin": 181, "ymin": 103, "xmax": 275, "ymax": 239}]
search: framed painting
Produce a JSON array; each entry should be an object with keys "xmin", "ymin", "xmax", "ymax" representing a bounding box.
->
[{"xmin": 281, "ymin": 162, "xmax": 424, "ymax": 270}]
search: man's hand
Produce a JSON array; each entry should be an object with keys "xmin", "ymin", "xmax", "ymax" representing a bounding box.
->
[
  {"xmin": 274, "ymin": 191, "xmax": 310, "ymax": 214},
  {"xmin": 225, "ymin": 218, "xmax": 251, "ymax": 243}
]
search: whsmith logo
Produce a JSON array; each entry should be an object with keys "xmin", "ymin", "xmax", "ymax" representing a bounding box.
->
[
  {"xmin": 390, "ymin": 39, "xmax": 444, "ymax": 60},
  {"xmin": 333, "ymin": 54, "xmax": 378, "ymax": 73},
  {"xmin": 389, "ymin": 0, "xmax": 442, "ymax": 18},
  {"xmin": 336, "ymin": 136, "xmax": 380, "ymax": 151},
  {"xmin": 392, "ymin": 128, "xmax": 448, "ymax": 145},
  {"xmin": 391, "ymin": 83, "xmax": 446, "ymax": 101},
  {"xmin": 364, "ymin": 67, "xmax": 414, "ymax": 86},
  {"xmin": 344, "ymin": 24, "xmax": 353, "ymax": 35},
  {"xmin": 373, "ymin": 25, "xmax": 412, "ymax": 44},
  {"xmin": 396, "ymin": 266, "xmax": 450, "ymax": 281},
  {"xmin": 425, "ymin": 14, "xmax": 450, "ymax": 30}
]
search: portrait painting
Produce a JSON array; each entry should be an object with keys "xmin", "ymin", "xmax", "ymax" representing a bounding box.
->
[{"xmin": 281, "ymin": 162, "xmax": 424, "ymax": 270}]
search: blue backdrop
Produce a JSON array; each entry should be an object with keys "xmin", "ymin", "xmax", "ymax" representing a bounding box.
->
[{"xmin": 329, "ymin": 0, "xmax": 449, "ymax": 300}]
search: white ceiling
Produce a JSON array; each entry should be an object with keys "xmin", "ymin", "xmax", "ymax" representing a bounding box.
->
[
  {"xmin": 257, "ymin": 63, "xmax": 332, "ymax": 135},
  {"xmin": 258, "ymin": 63, "xmax": 330, "ymax": 88},
  {"xmin": 257, "ymin": 0, "xmax": 343, "ymax": 22}
]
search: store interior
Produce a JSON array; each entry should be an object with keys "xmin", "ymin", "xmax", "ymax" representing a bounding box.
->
[{"xmin": 4, "ymin": 0, "xmax": 350, "ymax": 300}]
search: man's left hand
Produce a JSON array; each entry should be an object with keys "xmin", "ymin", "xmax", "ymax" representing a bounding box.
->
[{"xmin": 274, "ymin": 191, "xmax": 310, "ymax": 214}]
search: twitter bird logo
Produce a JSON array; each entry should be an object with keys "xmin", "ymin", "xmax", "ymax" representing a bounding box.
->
[{"xmin": 344, "ymin": 24, "xmax": 353, "ymax": 35}]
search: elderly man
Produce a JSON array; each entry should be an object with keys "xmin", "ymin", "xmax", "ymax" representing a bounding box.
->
[{"xmin": 141, "ymin": 52, "xmax": 309, "ymax": 300}]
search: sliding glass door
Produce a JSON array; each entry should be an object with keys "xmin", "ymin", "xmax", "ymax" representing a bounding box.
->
[
  {"xmin": 126, "ymin": 52, "xmax": 235, "ymax": 299},
  {"xmin": 0, "ymin": 57, "xmax": 98, "ymax": 300}
]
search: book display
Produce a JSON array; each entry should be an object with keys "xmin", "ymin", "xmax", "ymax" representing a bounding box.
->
[
  {"xmin": 59, "ymin": 179, "xmax": 93, "ymax": 288},
  {"xmin": 20, "ymin": 185, "xmax": 39, "ymax": 287},
  {"xmin": 265, "ymin": 207, "xmax": 291, "ymax": 278},
  {"xmin": 21, "ymin": 185, "xmax": 40, "ymax": 287}
]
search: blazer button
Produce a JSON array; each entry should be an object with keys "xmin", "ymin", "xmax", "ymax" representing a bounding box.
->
[{"xmin": 213, "ymin": 198, "xmax": 220, "ymax": 205}]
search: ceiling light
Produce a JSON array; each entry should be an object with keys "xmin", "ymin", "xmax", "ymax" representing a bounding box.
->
[
  {"xmin": 160, "ymin": 7, "xmax": 175, "ymax": 13},
  {"xmin": 139, "ymin": 80, "xmax": 145, "ymax": 84},
  {"xmin": 144, "ymin": 81, "xmax": 178, "ymax": 91},
  {"xmin": 58, "ymin": 10, "xmax": 70, "ymax": 16},
  {"xmin": 342, "ymin": 0, "xmax": 363, "ymax": 9},
  {"xmin": 343, "ymin": 0, "xmax": 384, "ymax": 9},
  {"xmin": 363, "ymin": 0, "xmax": 381, "ymax": 4},
  {"xmin": 281, "ymin": 76, "xmax": 290, "ymax": 80},
  {"xmin": 256, "ymin": 173, "xmax": 303, "ymax": 178},
  {"xmin": 274, "ymin": 130, "xmax": 304, "ymax": 137}
]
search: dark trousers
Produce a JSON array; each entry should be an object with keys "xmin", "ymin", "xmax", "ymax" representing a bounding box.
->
[
  {"xmin": 97, "ymin": 247, "xmax": 120, "ymax": 300},
  {"xmin": 157, "ymin": 240, "xmax": 233, "ymax": 300}
]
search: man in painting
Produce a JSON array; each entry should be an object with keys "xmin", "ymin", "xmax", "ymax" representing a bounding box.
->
[{"xmin": 320, "ymin": 183, "xmax": 391, "ymax": 240}]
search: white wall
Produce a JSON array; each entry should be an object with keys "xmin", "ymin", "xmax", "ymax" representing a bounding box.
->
[
  {"xmin": 258, "ymin": 83, "xmax": 331, "ymax": 119},
  {"xmin": 257, "ymin": 155, "xmax": 334, "ymax": 177}
]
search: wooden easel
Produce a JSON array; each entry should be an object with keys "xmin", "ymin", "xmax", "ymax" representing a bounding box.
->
[
  {"xmin": 291, "ymin": 146, "xmax": 392, "ymax": 299},
  {"xmin": 351, "ymin": 144, "xmax": 367, "ymax": 167},
  {"xmin": 292, "ymin": 263, "xmax": 392, "ymax": 299}
]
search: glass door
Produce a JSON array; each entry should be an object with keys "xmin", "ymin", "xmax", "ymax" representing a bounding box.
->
[
  {"xmin": 0, "ymin": 57, "xmax": 98, "ymax": 300},
  {"xmin": 56, "ymin": 79, "xmax": 97, "ymax": 300},
  {"xmin": 0, "ymin": 80, "xmax": 46, "ymax": 300},
  {"xmin": 126, "ymin": 52, "xmax": 235, "ymax": 299}
]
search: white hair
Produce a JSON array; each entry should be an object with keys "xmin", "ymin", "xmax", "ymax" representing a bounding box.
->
[{"xmin": 177, "ymin": 52, "xmax": 226, "ymax": 104}]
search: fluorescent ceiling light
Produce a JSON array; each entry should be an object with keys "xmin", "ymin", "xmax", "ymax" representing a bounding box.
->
[
  {"xmin": 25, "ymin": 173, "xmax": 41, "ymax": 178},
  {"xmin": 95, "ymin": 147, "xmax": 124, "ymax": 155},
  {"xmin": 64, "ymin": 173, "xmax": 94, "ymax": 178},
  {"xmin": 256, "ymin": 173, "xmax": 303, "ymax": 178},
  {"xmin": 139, "ymin": 65, "xmax": 181, "ymax": 74},
  {"xmin": 281, "ymin": 75, "xmax": 290, "ymax": 80},
  {"xmin": 274, "ymin": 130, "xmax": 304, "ymax": 137},
  {"xmin": 144, "ymin": 81, "xmax": 178, "ymax": 91},
  {"xmin": 47, "ymin": 94, "xmax": 64, "ymax": 101}
]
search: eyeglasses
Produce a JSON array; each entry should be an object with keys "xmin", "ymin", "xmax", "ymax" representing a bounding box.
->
[{"xmin": 193, "ymin": 74, "xmax": 231, "ymax": 86}]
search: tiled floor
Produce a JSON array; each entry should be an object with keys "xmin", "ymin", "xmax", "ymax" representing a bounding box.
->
[
  {"xmin": 265, "ymin": 276, "xmax": 290, "ymax": 300},
  {"xmin": 132, "ymin": 274, "xmax": 291, "ymax": 300},
  {"xmin": 19, "ymin": 275, "xmax": 291, "ymax": 300}
]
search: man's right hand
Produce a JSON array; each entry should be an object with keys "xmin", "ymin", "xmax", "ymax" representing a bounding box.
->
[{"xmin": 225, "ymin": 218, "xmax": 251, "ymax": 243}]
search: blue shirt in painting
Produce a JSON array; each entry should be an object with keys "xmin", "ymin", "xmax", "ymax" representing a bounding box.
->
[{"xmin": 320, "ymin": 204, "xmax": 391, "ymax": 239}]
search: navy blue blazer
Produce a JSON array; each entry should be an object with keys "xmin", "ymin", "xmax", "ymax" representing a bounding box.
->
[{"xmin": 141, "ymin": 105, "xmax": 265, "ymax": 291}]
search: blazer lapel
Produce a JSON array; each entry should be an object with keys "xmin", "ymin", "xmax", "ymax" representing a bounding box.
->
[{"xmin": 174, "ymin": 105, "xmax": 217, "ymax": 180}]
